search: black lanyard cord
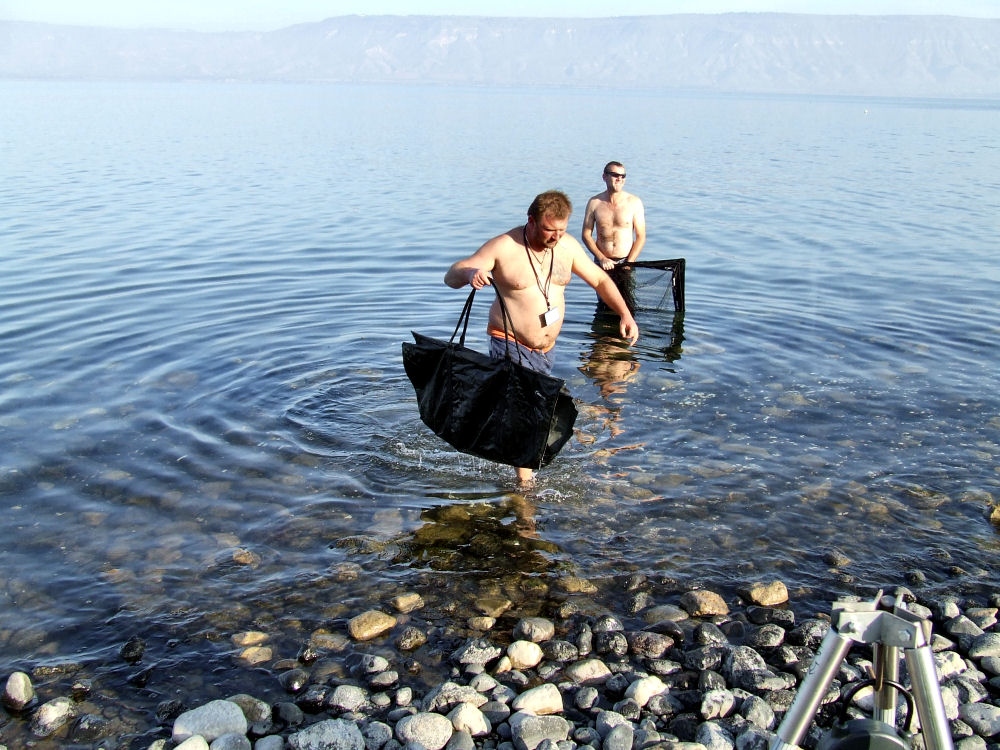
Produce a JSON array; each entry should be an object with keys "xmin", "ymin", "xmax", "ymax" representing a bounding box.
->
[{"xmin": 523, "ymin": 226, "xmax": 553, "ymax": 308}]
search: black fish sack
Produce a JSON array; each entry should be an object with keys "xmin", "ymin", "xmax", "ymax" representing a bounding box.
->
[{"xmin": 402, "ymin": 288, "xmax": 577, "ymax": 469}]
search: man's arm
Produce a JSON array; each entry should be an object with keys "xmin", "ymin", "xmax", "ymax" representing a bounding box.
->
[
  {"xmin": 570, "ymin": 245, "xmax": 640, "ymax": 345},
  {"xmin": 593, "ymin": 276, "xmax": 639, "ymax": 344},
  {"xmin": 445, "ymin": 240, "xmax": 498, "ymax": 290},
  {"xmin": 626, "ymin": 199, "xmax": 646, "ymax": 263},
  {"xmin": 581, "ymin": 198, "xmax": 615, "ymax": 270}
]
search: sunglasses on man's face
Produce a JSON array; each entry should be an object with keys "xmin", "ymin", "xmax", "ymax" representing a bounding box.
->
[{"xmin": 604, "ymin": 172, "xmax": 626, "ymax": 179}]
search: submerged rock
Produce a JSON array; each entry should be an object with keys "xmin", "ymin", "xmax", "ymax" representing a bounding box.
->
[
  {"xmin": 30, "ymin": 696, "xmax": 76, "ymax": 737},
  {"xmin": 347, "ymin": 610, "xmax": 397, "ymax": 641},
  {"xmin": 2, "ymin": 671, "xmax": 35, "ymax": 711}
]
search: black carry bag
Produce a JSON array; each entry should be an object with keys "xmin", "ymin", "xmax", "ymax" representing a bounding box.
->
[{"xmin": 401, "ymin": 288, "xmax": 578, "ymax": 469}]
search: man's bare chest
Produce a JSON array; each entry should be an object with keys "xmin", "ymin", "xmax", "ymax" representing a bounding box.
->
[
  {"xmin": 597, "ymin": 203, "xmax": 635, "ymax": 227},
  {"xmin": 496, "ymin": 253, "xmax": 571, "ymax": 291}
]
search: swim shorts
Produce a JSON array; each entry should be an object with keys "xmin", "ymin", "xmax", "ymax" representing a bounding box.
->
[{"xmin": 489, "ymin": 335, "xmax": 554, "ymax": 375}]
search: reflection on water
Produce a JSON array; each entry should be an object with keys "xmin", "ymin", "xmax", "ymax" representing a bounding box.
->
[
  {"xmin": 581, "ymin": 314, "xmax": 643, "ymax": 400},
  {"xmin": 579, "ymin": 314, "xmax": 643, "ymax": 442},
  {"xmin": 577, "ymin": 310, "xmax": 685, "ymax": 440},
  {"xmin": 391, "ymin": 498, "xmax": 558, "ymax": 575}
]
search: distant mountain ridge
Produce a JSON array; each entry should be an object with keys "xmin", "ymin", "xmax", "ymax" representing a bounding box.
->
[{"xmin": 2, "ymin": 14, "xmax": 998, "ymax": 98}]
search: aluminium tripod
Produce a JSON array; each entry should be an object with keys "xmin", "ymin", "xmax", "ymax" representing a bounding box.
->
[{"xmin": 770, "ymin": 590, "xmax": 953, "ymax": 750}]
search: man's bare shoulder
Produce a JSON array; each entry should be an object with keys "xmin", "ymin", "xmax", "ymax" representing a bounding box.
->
[
  {"xmin": 479, "ymin": 226, "xmax": 522, "ymax": 251},
  {"xmin": 557, "ymin": 234, "xmax": 587, "ymax": 256}
]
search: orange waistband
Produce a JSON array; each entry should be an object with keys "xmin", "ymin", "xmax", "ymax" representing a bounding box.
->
[{"xmin": 488, "ymin": 328, "xmax": 555, "ymax": 354}]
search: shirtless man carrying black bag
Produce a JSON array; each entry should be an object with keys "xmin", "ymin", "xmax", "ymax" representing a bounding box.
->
[{"xmin": 442, "ymin": 190, "xmax": 639, "ymax": 483}]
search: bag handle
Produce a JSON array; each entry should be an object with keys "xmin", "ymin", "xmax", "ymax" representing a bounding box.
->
[
  {"xmin": 448, "ymin": 285, "xmax": 525, "ymax": 365},
  {"xmin": 450, "ymin": 288, "xmax": 477, "ymax": 347},
  {"xmin": 492, "ymin": 286, "xmax": 526, "ymax": 365}
]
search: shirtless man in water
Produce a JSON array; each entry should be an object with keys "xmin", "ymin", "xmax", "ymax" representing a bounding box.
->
[
  {"xmin": 445, "ymin": 189, "xmax": 639, "ymax": 484},
  {"xmin": 582, "ymin": 161, "xmax": 646, "ymax": 270},
  {"xmin": 581, "ymin": 162, "xmax": 646, "ymax": 313}
]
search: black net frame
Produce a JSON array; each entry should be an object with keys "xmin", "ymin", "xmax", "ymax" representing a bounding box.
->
[{"xmin": 604, "ymin": 257, "xmax": 685, "ymax": 314}]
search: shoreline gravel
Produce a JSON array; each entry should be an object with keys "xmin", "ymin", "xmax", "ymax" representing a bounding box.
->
[{"xmin": 3, "ymin": 581, "xmax": 1000, "ymax": 750}]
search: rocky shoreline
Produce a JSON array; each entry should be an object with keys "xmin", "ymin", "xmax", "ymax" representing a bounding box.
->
[{"xmin": 3, "ymin": 581, "xmax": 1000, "ymax": 750}]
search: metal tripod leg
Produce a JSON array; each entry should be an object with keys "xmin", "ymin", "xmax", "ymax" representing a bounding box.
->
[
  {"xmin": 771, "ymin": 627, "xmax": 854, "ymax": 750},
  {"xmin": 879, "ymin": 599, "xmax": 952, "ymax": 750},
  {"xmin": 872, "ymin": 642, "xmax": 901, "ymax": 726},
  {"xmin": 904, "ymin": 641, "xmax": 952, "ymax": 750}
]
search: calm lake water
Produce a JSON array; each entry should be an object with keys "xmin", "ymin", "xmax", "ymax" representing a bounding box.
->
[{"xmin": 1, "ymin": 80, "xmax": 999, "ymax": 737}]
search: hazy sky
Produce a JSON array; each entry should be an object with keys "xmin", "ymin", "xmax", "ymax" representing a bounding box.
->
[{"xmin": 4, "ymin": 0, "xmax": 1000, "ymax": 32}]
